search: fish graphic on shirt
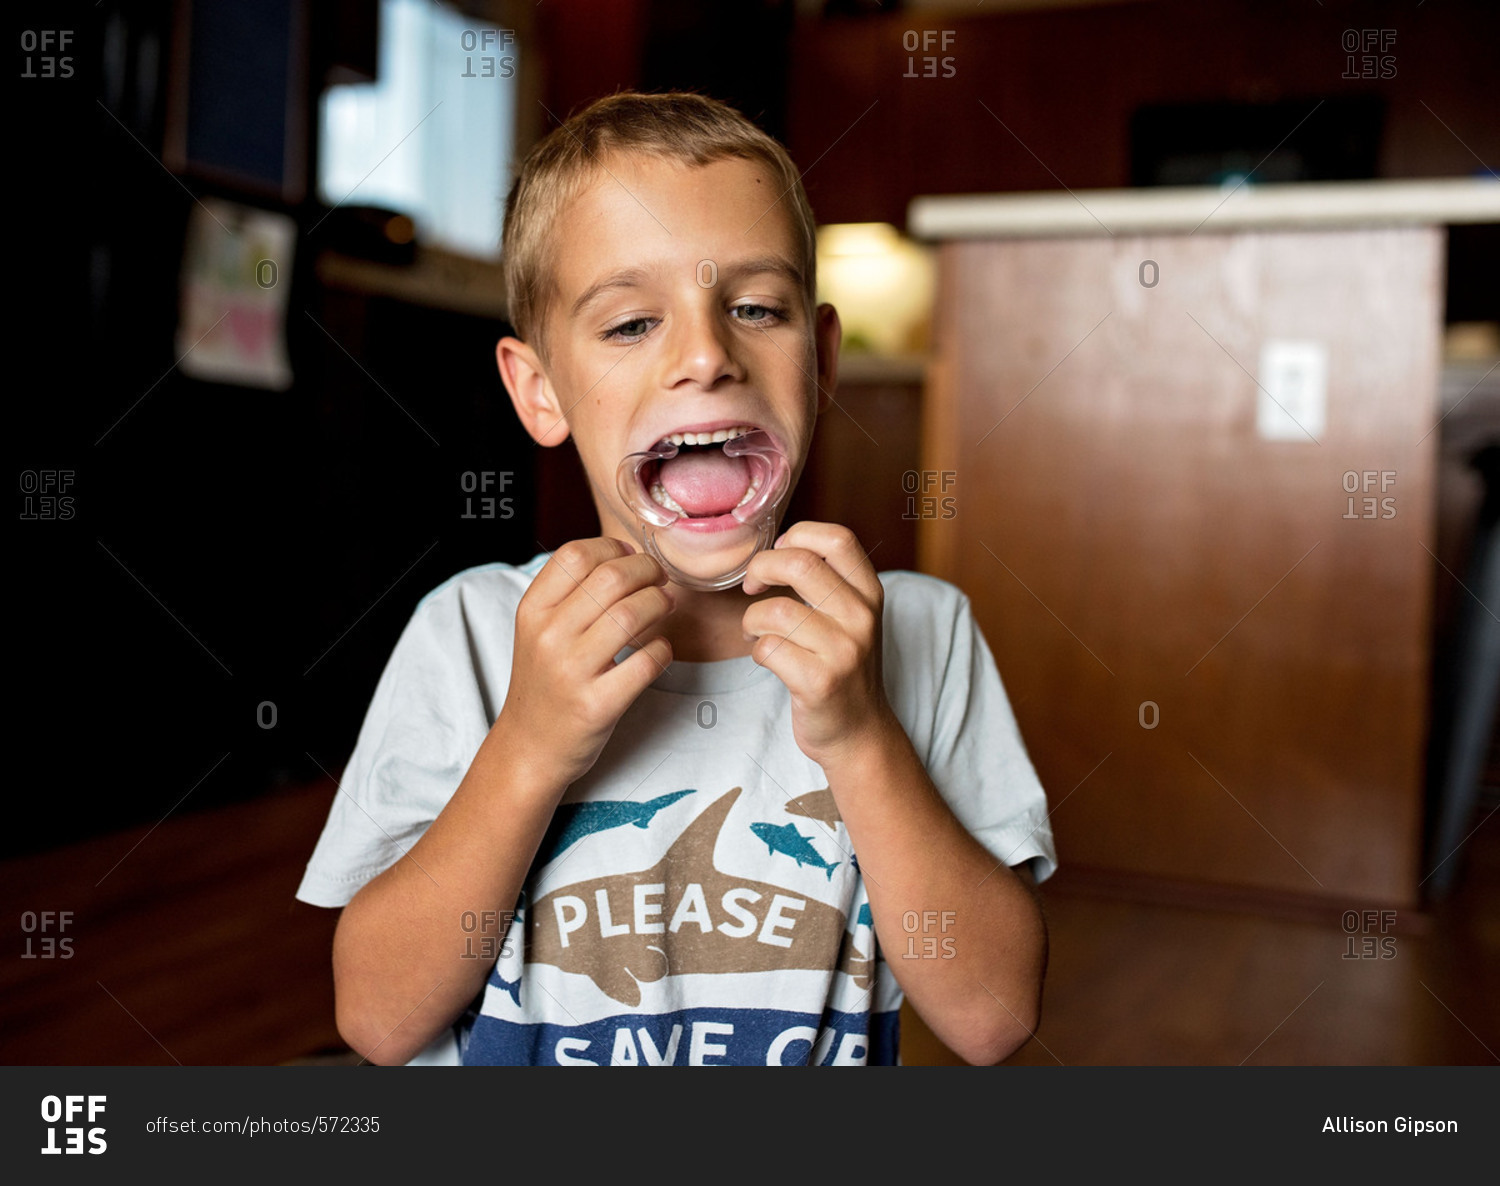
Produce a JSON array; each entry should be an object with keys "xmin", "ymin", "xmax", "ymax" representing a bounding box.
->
[
  {"xmin": 835, "ymin": 931, "xmax": 875, "ymax": 992},
  {"xmin": 537, "ymin": 789, "xmax": 696, "ymax": 864},
  {"xmin": 528, "ymin": 789, "xmax": 849, "ymax": 1006},
  {"xmin": 488, "ymin": 890, "xmax": 528, "ymax": 1008},
  {"xmin": 783, "ymin": 789, "xmax": 842, "ymax": 828},
  {"xmin": 490, "ymin": 969, "xmax": 522, "ymax": 1008},
  {"xmin": 749, "ymin": 822, "xmax": 841, "ymax": 881}
]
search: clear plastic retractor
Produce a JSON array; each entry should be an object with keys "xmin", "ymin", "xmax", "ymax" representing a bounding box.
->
[{"xmin": 616, "ymin": 428, "xmax": 790, "ymax": 592}]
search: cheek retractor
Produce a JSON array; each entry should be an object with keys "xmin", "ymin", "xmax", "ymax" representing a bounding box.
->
[{"xmin": 616, "ymin": 429, "xmax": 791, "ymax": 592}]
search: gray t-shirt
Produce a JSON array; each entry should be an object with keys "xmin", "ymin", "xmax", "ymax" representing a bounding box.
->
[{"xmin": 297, "ymin": 555, "xmax": 1056, "ymax": 1065}]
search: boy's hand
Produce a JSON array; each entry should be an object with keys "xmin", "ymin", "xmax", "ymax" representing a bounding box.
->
[
  {"xmin": 740, "ymin": 522, "xmax": 898, "ymax": 769},
  {"xmin": 498, "ymin": 537, "xmax": 674, "ymax": 788}
]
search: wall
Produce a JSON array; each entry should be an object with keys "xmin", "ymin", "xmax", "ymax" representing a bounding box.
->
[{"xmin": 788, "ymin": 0, "xmax": 1500, "ymax": 227}]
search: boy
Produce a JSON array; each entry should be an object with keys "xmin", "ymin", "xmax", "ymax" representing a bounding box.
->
[{"xmin": 296, "ymin": 91, "xmax": 1055, "ymax": 1066}]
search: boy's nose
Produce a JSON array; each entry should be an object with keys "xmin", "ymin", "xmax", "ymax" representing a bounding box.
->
[{"xmin": 666, "ymin": 307, "xmax": 745, "ymax": 390}]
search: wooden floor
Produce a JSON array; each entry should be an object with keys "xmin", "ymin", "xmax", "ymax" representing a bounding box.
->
[
  {"xmin": 0, "ymin": 783, "xmax": 344, "ymax": 1066},
  {"xmin": 2, "ymin": 779, "xmax": 1494, "ymax": 1066},
  {"xmin": 910, "ymin": 796, "xmax": 1500, "ymax": 1066}
]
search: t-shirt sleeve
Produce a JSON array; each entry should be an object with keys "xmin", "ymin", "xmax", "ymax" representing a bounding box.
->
[
  {"xmin": 888, "ymin": 574, "xmax": 1057, "ymax": 884},
  {"xmin": 294, "ymin": 580, "xmax": 500, "ymax": 908}
]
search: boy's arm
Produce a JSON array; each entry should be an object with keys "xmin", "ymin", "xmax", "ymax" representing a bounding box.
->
[
  {"xmin": 815, "ymin": 721, "xmax": 1048, "ymax": 1066},
  {"xmin": 742, "ymin": 523, "xmax": 1048, "ymax": 1066},
  {"xmin": 331, "ymin": 714, "xmax": 566, "ymax": 1065},
  {"xmin": 332, "ymin": 539, "xmax": 675, "ymax": 1065}
]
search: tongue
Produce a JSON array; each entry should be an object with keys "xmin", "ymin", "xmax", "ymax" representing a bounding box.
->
[{"xmin": 659, "ymin": 449, "xmax": 751, "ymax": 516}]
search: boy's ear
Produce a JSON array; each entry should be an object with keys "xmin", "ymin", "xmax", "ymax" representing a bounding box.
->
[
  {"xmin": 495, "ymin": 335, "xmax": 572, "ymax": 447},
  {"xmin": 813, "ymin": 302, "xmax": 841, "ymax": 416}
]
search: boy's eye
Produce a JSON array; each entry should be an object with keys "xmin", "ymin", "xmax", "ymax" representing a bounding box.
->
[
  {"xmin": 601, "ymin": 317, "xmax": 656, "ymax": 342},
  {"xmin": 600, "ymin": 302, "xmax": 788, "ymax": 342},
  {"xmin": 731, "ymin": 303, "xmax": 784, "ymax": 326}
]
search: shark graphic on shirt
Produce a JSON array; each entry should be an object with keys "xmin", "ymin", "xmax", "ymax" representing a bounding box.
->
[
  {"xmin": 537, "ymin": 789, "xmax": 696, "ymax": 865},
  {"xmin": 783, "ymin": 789, "xmax": 842, "ymax": 828},
  {"xmin": 528, "ymin": 789, "xmax": 855, "ymax": 1006},
  {"xmin": 491, "ymin": 969, "xmax": 522, "ymax": 1008},
  {"xmin": 835, "ymin": 929, "xmax": 875, "ymax": 992},
  {"xmin": 749, "ymin": 822, "xmax": 841, "ymax": 881},
  {"xmin": 489, "ymin": 890, "xmax": 528, "ymax": 1007}
]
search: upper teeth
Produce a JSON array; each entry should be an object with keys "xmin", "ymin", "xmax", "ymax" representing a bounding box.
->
[{"xmin": 660, "ymin": 424, "xmax": 756, "ymax": 448}]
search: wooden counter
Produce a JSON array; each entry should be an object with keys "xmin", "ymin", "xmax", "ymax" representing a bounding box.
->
[{"xmin": 909, "ymin": 179, "xmax": 1499, "ymax": 906}]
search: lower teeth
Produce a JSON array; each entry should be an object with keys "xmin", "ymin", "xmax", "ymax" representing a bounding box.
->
[
  {"xmin": 649, "ymin": 483, "xmax": 686, "ymax": 515},
  {"xmin": 649, "ymin": 472, "xmax": 763, "ymax": 517}
]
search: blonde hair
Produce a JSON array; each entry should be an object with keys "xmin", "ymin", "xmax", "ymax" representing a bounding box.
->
[{"xmin": 501, "ymin": 91, "xmax": 817, "ymax": 357}]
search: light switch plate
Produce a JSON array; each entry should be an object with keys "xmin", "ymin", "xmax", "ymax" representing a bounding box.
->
[{"xmin": 1256, "ymin": 340, "xmax": 1327, "ymax": 442}]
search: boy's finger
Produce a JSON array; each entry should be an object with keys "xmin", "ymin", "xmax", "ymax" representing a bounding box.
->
[
  {"xmin": 743, "ymin": 547, "xmax": 843, "ymax": 611},
  {"xmin": 601, "ymin": 634, "xmax": 674, "ymax": 700},
  {"xmin": 528, "ymin": 537, "xmax": 638, "ymax": 610},
  {"xmin": 533, "ymin": 540, "xmax": 668, "ymax": 623},
  {"xmin": 742, "ymin": 595, "xmax": 840, "ymax": 656},
  {"xmin": 778, "ymin": 521, "xmax": 882, "ymax": 584},
  {"xmin": 742, "ymin": 521, "xmax": 880, "ymax": 604},
  {"xmin": 747, "ymin": 627, "xmax": 820, "ymax": 690},
  {"xmin": 569, "ymin": 549, "xmax": 669, "ymax": 610},
  {"xmin": 577, "ymin": 583, "xmax": 677, "ymax": 672},
  {"xmin": 742, "ymin": 550, "xmax": 877, "ymax": 629},
  {"xmin": 551, "ymin": 551, "xmax": 673, "ymax": 645}
]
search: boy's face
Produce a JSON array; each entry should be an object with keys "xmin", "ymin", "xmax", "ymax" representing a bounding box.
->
[{"xmin": 501, "ymin": 152, "xmax": 839, "ymax": 585}]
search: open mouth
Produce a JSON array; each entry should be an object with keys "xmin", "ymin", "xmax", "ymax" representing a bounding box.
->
[
  {"xmin": 617, "ymin": 424, "xmax": 793, "ymax": 590},
  {"xmin": 640, "ymin": 424, "xmax": 766, "ymax": 520}
]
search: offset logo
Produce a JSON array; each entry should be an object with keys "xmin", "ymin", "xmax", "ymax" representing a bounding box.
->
[{"xmin": 40, "ymin": 1095, "xmax": 106, "ymax": 1155}]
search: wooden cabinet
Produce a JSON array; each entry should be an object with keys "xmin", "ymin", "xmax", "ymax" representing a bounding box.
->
[
  {"xmin": 912, "ymin": 180, "xmax": 1499, "ymax": 906},
  {"xmin": 784, "ymin": 357, "xmax": 926, "ymax": 576}
]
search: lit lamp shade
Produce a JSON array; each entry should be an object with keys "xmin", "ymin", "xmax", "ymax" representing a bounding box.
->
[{"xmin": 816, "ymin": 222, "xmax": 935, "ymax": 356}]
